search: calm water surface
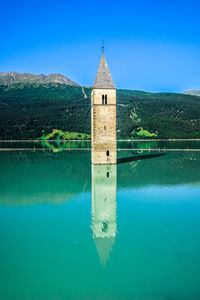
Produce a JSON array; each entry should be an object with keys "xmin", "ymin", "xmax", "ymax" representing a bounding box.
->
[{"xmin": 0, "ymin": 142, "xmax": 200, "ymax": 300}]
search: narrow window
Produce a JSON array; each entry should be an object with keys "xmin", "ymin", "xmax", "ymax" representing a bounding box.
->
[
  {"xmin": 104, "ymin": 125, "xmax": 106, "ymax": 130},
  {"xmin": 106, "ymin": 150, "xmax": 109, "ymax": 157},
  {"xmin": 102, "ymin": 221, "xmax": 108, "ymax": 233},
  {"xmin": 102, "ymin": 95, "xmax": 105, "ymax": 105},
  {"xmin": 106, "ymin": 172, "xmax": 109, "ymax": 178},
  {"xmin": 105, "ymin": 95, "xmax": 107, "ymax": 105}
]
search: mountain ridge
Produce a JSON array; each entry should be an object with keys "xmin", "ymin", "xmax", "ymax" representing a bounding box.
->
[
  {"xmin": 0, "ymin": 71, "xmax": 79, "ymax": 86},
  {"xmin": 183, "ymin": 90, "xmax": 200, "ymax": 96}
]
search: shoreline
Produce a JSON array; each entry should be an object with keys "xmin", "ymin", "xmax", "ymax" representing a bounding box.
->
[
  {"xmin": 0, "ymin": 148, "xmax": 200, "ymax": 152},
  {"xmin": 0, "ymin": 139, "xmax": 200, "ymax": 142}
]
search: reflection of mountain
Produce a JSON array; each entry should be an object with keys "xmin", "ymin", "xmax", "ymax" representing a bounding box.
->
[
  {"xmin": 0, "ymin": 151, "xmax": 91, "ymax": 206},
  {"xmin": 0, "ymin": 150, "xmax": 200, "ymax": 206},
  {"xmin": 118, "ymin": 151, "xmax": 200, "ymax": 188},
  {"xmin": 91, "ymin": 165, "xmax": 117, "ymax": 266}
]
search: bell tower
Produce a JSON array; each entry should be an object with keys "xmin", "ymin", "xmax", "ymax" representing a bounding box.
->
[
  {"xmin": 91, "ymin": 47, "xmax": 116, "ymax": 164},
  {"xmin": 91, "ymin": 164, "xmax": 117, "ymax": 266}
]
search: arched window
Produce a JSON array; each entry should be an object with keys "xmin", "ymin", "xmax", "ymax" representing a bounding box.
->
[
  {"xmin": 106, "ymin": 150, "xmax": 109, "ymax": 157},
  {"xmin": 105, "ymin": 95, "xmax": 107, "ymax": 105},
  {"xmin": 102, "ymin": 95, "xmax": 105, "ymax": 105},
  {"xmin": 106, "ymin": 172, "xmax": 109, "ymax": 178}
]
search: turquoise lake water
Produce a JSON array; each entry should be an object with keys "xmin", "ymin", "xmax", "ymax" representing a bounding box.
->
[{"xmin": 0, "ymin": 142, "xmax": 200, "ymax": 300}]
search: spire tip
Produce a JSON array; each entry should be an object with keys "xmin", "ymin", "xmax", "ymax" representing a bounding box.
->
[{"xmin": 102, "ymin": 40, "xmax": 104, "ymax": 54}]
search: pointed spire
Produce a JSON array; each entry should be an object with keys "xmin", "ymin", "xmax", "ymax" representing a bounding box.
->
[
  {"xmin": 94, "ymin": 237, "xmax": 115, "ymax": 266},
  {"xmin": 93, "ymin": 50, "xmax": 116, "ymax": 89}
]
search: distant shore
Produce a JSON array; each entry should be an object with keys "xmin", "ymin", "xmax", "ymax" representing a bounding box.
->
[{"xmin": 0, "ymin": 139, "xmax": 200, "ymax": 142}]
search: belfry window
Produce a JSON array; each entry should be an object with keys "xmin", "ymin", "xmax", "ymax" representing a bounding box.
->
[
  {"xmin": 102, "ymin": 95, "xmax": 108, "ymax": 105},
  {"xmin": 106, "ymin": 150, "xmax": 110, "ymax": 157},
  {"xmin": 105, "ymin": 95, "xmax": 107, "ymax": 105},
  {"xmin": 102, "ymin": 95, "xmax": 105, "ymax": 104}
]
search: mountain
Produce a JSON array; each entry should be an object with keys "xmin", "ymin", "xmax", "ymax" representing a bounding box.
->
[
  {"xmin": 183, "ymin": 90, "xmax": 200, "ymax": 96},
  {"xmin": 0, "ymin": 82, "xmax": 200, "ymax": 139},
  {"xmin": 0, "ymin": 71, "xmax": 79, "ymax": 86}
]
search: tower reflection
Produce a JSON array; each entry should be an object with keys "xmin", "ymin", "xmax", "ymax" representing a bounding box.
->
[{"xmin": 91, "ymin": 164, "xmax": 117, "ymax": 266}]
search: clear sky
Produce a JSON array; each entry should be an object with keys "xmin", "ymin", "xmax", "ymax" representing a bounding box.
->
[{"xmin": 0, "ymin": 0, "xmax": 200, "ymax": 92}]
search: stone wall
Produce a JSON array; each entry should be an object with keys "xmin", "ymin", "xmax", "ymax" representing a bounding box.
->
[{"xmin": 91, "ymin": 88, "xmax": 116, "ymax": 164}]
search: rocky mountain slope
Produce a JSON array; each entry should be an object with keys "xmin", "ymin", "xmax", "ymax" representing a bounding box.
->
[
  {"xmin": 0, "ymin": 71, "xmax": 79, "ymax": 86},
  {"xmin": 183, "ymin": 90, "xmax": 200, "ymax": 96}
]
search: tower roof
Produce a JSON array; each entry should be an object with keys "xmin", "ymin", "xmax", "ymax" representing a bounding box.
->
[{"xmin": 93, "ymin": 53, "xmax": 116, "ymax": 89}]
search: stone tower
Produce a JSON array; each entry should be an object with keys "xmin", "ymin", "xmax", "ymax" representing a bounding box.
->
[
  {"xmin": 91, "ymin": 50, "xmax": 116, "ymax": 164},
  {"xmin": 91, "ymin": 164, "xmax": 117, "ymax": 266}
]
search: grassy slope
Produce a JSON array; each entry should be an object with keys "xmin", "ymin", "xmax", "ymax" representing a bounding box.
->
[
  {"xmin": 0, "ymin": 83, "xmax": 200, "ymax": 139},
  {"xmin": 39, "ymin": 129, "xmax": 90, "ymax": 140}
]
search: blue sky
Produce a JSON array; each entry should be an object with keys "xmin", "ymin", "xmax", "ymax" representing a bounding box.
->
[{"xmin": 0, "ymin": 0, "xmax": 200, "ymax": 92}]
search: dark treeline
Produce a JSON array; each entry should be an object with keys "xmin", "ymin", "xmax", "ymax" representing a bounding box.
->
[{"xmin": 0, "ymin": 82, "xmax": 200, "ymax": 139}]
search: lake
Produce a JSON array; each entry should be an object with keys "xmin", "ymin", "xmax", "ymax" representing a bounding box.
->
[{"xmin": 0, "ymin": 141, "xmax": 200, "ymax": 300}]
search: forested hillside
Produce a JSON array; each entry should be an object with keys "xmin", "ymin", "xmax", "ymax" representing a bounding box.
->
[{"xmin": 0, "ymin": 82, "xmax": 200, "ymax": 139}]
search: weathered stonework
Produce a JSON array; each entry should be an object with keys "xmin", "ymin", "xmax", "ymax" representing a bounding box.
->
[{"xmin": 91, "ymin": 55, "xmax": 116, "ymax": 164}]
